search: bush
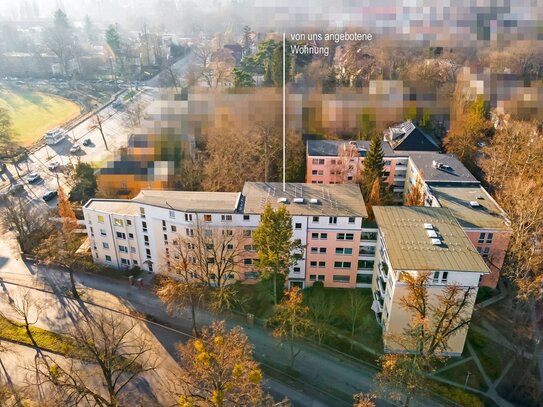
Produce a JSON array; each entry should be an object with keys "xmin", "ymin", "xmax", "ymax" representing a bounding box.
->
[
  {"xmin": 312, "ymin": 281, "xmax": 324, "ymax": 289},
  {"xmin": 432, "ymin": 383, "xmax": 485, "ymax": 407}
]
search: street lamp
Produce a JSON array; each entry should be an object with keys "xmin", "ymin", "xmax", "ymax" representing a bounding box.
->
[{"xmin": 464, "ymin": 371, "xmax": 472, "ymax": 387}]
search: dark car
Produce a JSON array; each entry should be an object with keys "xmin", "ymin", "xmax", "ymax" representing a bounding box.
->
[
  {"xmin": 82, "ymin": 138, "xmax": 92, "ymax": 146},
  {"xmin": 43, "ymin": 190, "xmax": 58, "ymax": 202}
]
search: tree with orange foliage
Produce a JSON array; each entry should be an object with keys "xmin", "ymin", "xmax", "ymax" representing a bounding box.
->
[{"xmin": 173, "ymin": 321, "xmax": 269, "ymax": 406}]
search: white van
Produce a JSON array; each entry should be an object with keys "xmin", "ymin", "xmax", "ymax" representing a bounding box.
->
[{"xmin": 44, "ymin": 128, "xmax": 67, "ymax": 145}]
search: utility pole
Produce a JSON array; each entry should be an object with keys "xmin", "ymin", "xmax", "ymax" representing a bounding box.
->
[{"xmin": 282, "ymin": 32, "xmax": 286, "ymax": 193}]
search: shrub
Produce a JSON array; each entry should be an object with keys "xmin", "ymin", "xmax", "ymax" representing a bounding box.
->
[{"xmin": 432, "ymin": 383, "xmax": 485, "ymax": 407}]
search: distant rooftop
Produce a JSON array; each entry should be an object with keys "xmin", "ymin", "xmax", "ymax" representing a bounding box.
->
[
  {"xmin": 384, "ymin": 120, "xmax": 441, "ymax": 152},
  {"xmin": 307, "ymin": 139, "xmax": 395, "ymax": 157},
  {"xmin": 242, "ymin": 182, "xmax": 368, "ymax": 217},
  {"xmin": 373, "ymin": 206, "xmax": 489, "ymax": 274},
  {"xmin": 407, "ymin": 151, "xmax": 479, "ymax": 185},
  {"xmin": 84, "ymin": 199, "xmax": 139, "ymax": 215},
  {"xmin": 133, "ymin": 190, "xmax": 241, "ymax": 213},
  {"xmin": 429, "ymin": 186, "xmax": 511, "ymax": 231}
]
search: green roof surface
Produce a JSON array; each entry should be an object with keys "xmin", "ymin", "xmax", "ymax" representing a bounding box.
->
[{"xmin": 373, "ymin": 206, "xmax": 490, "ymax": 273}]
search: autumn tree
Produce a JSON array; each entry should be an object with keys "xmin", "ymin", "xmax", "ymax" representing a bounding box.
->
[
  {"xmin": 375, "ymin": 272, "xmax": 476, "ymax": 406},
  {"xmin": 404, "ymin": 173, "xmax": 426, "ymax": 207},
  {"xmin": 0, "ymin": 106, "xmax": 16, "ymax": 156},
  {"xmin": 36, "ymin": 311, "xmax": 156, "ymax": 407},
  {"xmin": 209, "ymin": 48, "xmax": 236, "ymax": 88},
  {"xmin": 173, "ymin": 321, "xmax": 268, "ymax": 406},
  {"xmin": 268, "ymin": 287, "xmax": 311, "ymax": 368},
  {"xmin": 253, "ymin": 203, "xmax": 303, "ymax": 305},
  {"xmin": 353, "ymin": 393, "xmax": 376, "ymax": 407}
]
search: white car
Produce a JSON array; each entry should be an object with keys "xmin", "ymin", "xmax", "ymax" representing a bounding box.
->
[
  {"xmin": 27, "ymin": 172, "xmax": 41, "ymax": 183},
  {"xmin": 69, "ymin": 144, "xmax": 81, "ymax": 154},
  {"xmin": 48, "ymin": 161, "xmax": 60, "ymax": 171}
]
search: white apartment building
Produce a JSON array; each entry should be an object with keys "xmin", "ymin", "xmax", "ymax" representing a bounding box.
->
[
  {"xmin": 83, "ymin": 182, "xmax": 370, "ymax": 288},
  {"xmin": 371, "ymin": 206, "xmax": 490, "ymax": 356}
]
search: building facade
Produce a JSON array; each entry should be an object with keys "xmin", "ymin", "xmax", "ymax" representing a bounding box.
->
[
  {"xmin": 83, "ymin": 182, "xmax": 376, "ymax": 289},
  {"xmin": 371, "ymin": 206, "xmax": 490, "ymax": 356}
]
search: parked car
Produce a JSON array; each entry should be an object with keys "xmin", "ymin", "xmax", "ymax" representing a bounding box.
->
[
  {"xmin": 112, "ymin": 99, "xmax": 123, "ymax": 109},
  {"xmin": 69, "ymin": 144, "xmax": 81, "ymax": 154},
  {"xmin": 42, "ymin": 190, "xmax": 58, "ymax": 202},
  {"xmin": 27, "ymin": 172, "xmax": 41, "ymax": 183},
  {"xmin": 48, "ymin": 161, "xmax": 60, "ymax": 171},
  {"xmin": 82, "ymin": 138, "xmax": 92, "ymax": 146},
  {"xmin": 9, "ymin": 182, "xmax": 24, "ymax": 194}
]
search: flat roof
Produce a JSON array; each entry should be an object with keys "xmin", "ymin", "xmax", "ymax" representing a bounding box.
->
[
  {"xmin": 406, "ymin": 151, "xmax": 479, "ymax": 185},
  {"xmin": 133, "ymin": 190, "xmax": 241, "ymax": 213},
  {"xmin": 307, "ymin": 140, "xmax": 395, "ymax": 157},
  {"xmin": 373, "ymin": 206, "xmax": 490, "ymax": 273},
  {"xmin": 85, "ymin": 199, "xmax": 139, "ymax": 215},
  {"xmin": 242, "ymin": 182, "xmax": 368, "ymax": 217},
  {"xmin": 430, "ymin": 186, "xmax": 511, "ymax": 231}
]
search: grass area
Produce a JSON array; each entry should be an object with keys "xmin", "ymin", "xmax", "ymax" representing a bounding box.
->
[
  {"xmin": 431, "ymin": 383, "xmax": 487, "ymax": 407},
  {"xmin": 475, "ymin": 286, "xmax": 498, "ymax": 304},
  {"xmin": 467, "ymin": 330, "xmax": 508, "ymax": 381},
  {"xmin": 438, "ymin": 359, "xmax": 488, "ymax": 391},
  {"xmin": 0, "ymin": 316, "xmax": 77, "ymax": 356},
  {"xmin": 0, "ymin": 89, "xmax": 80, "ymax": 146}
]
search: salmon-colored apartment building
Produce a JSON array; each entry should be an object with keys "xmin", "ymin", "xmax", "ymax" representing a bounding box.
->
[{"xmin": 305, "ymin": 122, "xmax": 511, "ymax": 289}]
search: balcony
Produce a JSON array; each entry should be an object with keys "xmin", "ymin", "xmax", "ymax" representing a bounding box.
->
[
  {"xmin": 377, "ymin": 276, "xmax": 387, "ymax": 296},
  {"xmin": 379, "ymin": 262, "xmax": 388, "ymax": 279}
]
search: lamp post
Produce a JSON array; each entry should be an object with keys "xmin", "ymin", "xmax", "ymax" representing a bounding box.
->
[{"xmin": 464, "ymin": 371, "xmax": 472, "ymax": 387}]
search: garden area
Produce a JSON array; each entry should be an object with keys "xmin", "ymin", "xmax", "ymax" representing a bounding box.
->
[{"xmin": 0, "ymin": 89, "xmax": 81, "ymax": 146}]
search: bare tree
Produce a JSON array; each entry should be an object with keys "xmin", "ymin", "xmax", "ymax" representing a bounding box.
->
[
  {"xmin": 88, "ymin": 112, "xmax": 109, "ymax": 151},
  {"xmin": 192, "ymin": 41, "xmax": 214, "ymax": 87},
  {"xmin": 36, "ymin": 311, "xmax": 156, "ymax": 407}
]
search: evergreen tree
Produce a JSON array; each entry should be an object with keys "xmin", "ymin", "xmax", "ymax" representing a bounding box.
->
[
  {"xmin": 242, "ymin": 25, "xmax": 252, "ymax": 57},
  {"xmin": 271, "ymin": 43, "xmax": 291, "ymax": 87},
  {"xmin": 233, "ymin": 68, "xmax": 255, "ymax": 87},
  {"xmin": 253, "ymin": 203, "xmax": 303, "ymax": 305},
  {"xmin": 360, "ymin": 135, "xmax": 384, "ymax": 197},
  {"xmin": 263, "ymin": 60, "xmax": 273, "ymax": 86}
]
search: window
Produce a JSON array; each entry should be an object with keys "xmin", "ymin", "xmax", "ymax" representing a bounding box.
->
[
  {"xmin": 312, "ymin": 216, "xmax": 319, "ymax": 223},
  {"xmin": 105, "ymin": 255, "xmax": 112, "ymax": 262},
  {"xmin": 221, "ymin": 215, "xmax": 232, "ymax": 222},
  {"xmin": 337, "ymin": 233, "xmax": 354, "ymax": 241},
  {"xmin": 205, "ymin": 243, "xmax": 214, "ymax": 250},
  {"xmin": 317, "ymin": 170, "xmax": 324, "ymax": 176},
  {"xmin": 336, "ymin": 247, "xmax": 353, "ymax": 255},
  {"xmin": 222, "ymin": 229, "xmax": 233, "ymax": 236},
  {"xmin": 310, "ymin": 247, "xmax": 318, "ymax": 254},
  {"xmin": 309, "ymin": 274, "xmax": 317, "ymax": 281},
  {"xmin": 334, "ymin": 261, "xmax": 351, "ymax": 269},
  {"xmin": 186, "ymin": 228, "xmax": 194, "ymax": 237},
  {"xmin": 162, "ymin": 220, "xmax": 166, "ymax": 230},
  {"xmin": 320, "ymin": 233, "xmax": 328, "ymax": 239},
  {"xmin": 329, "ymin": 216, "xmax": 337, "ymax": 224},
  {"xmin": 441, "ymin": 271, "xmax": 449, "ymax": 283},
  {"xmin": 116, "ymin": 232, "xmax": 126, "ymax": 239},
  {"xmin": 130, "ymin": 247, "xmax": 136, "ymax": 253},
  {"xmin": 384, "ymin": 160, "xmax": 391, "ymax": 166},
  {"xmin": 478, "ymin": 232, "xmax": 488, "ymax": 244},
  {"xmin": 295, "ymin": 223, "xmax": 302, "ymax": 229},
  {"xmin": 311, "ymin": 233, "xmax": 319, "ymax": 239},
  {"xmin": 185, "ymin": 213, "xmax": 193, "ymax": 222},
  {"xmin": 486, "ymin": 233, "xmax": 494, "ymax": 244},
  {"xmin": 361, "ymin": 231, "xmax": 377, "ymax": 240},
  {"xmin": 359, "ymin": 246, "xmax": 375, "ymax": 255},
  {"xmin": 243, "ymin": 215, "xmax": 250, "ymax": 221},
  {"xmin": 100, "ymin": 229, "xmax": 107, "ymax": 236},
  {"xmin": 128, "ymin": 233, "xmax": 134, "ymax": 239},
  {"xmin": 244, "ymin": 244, "xmax": 256, "ymax": 252},
  {"xmin": 433, "ymin": 271, "xmax": 440, "ymax": 283},
  {"xmin": 140, "ymin": 207, "xmax": 145, "ymax": 218},
  {"xmin": 293, "ymin": 267, "xmax": 301, "ymax": 273},
  {"xmin": 119, "ymin": 245, "xmax": 128, "ymax": 253},
  {"xmin": 348, "ymin": 217, "xmax": 355, "ymax": 224},
  {"xmin": 356, "ymin": 274, "xmax": 372, "ymax": 284},
  {"xmin": 145, "ymin": 248, "xmax": 151, "ymax": 257},
  {"xmin": 311, "ymin": 170, "xmax": 318, "ymax": 175},
  {"xmin": 243, "ymin": 258, "xmax": 253, "ymax": 265},
  {"xmin": 319, "ymin": 248, "xmax": 326, "ymax": 254},
  {"xmin": 243, "ymin": 230, "xmax": 252, "ymax": 237},
  {"xmin": 358, "ymin": 260, "xmax": 374, "ymax": 270},
  {"xmin": 333, "ymin": 275, "xmax": 350, "ymax": 283},
  {"xmin": 482, "ymin": 247, "xmax": 490, "ymax": 258},
  {"xmin": 187, "ymin": 243, "xmax": 195, "ymax": 250},
  {"xmin": 310, "ymin": 261, "xmax": 317, "ymax": 267},
  {"xmin": 318, "ymin": 261, "xmax": 326, "ymax": 267},
  {"xmin": 382, "ymin": 171, "xmax": 390, "ymax": 177},
  {"xmin": 102, "ymin": 242, "xmax": 109, "ymax": 249},
  {"xmin": 97, "ymin": 215, "xmax": 104, "ymax": 223},
  {"xmin": 204, "ymin": 214, "xmax": 212, "ymax": 222},
  {"xmin": 163, "ymin": 234, "xmax": 168, "ymax": 241},
  {"xmin": 126, "ymin": 220, "xmax": 132, "ymax": 226},
  {"xmin": 142, "ymin": 221, "xmax": 147, "ymax": 232},
  {"xmin": 133, "ymin": 260, "xmax": 138, "ymax": 265},
  {"xmin": 226, "ymin": 244, "xmax": 234, "ymax": 250},
  {"xmin": 171, "ymin": 225, "xmax": 177, "ymax": 232},
  {"xmin": 144, "ymin": 235, "xmax": 149, "ymax": 246},
  {"xmin": 312, "ymin": 158, "xmax": 325, "ymax": 165}
]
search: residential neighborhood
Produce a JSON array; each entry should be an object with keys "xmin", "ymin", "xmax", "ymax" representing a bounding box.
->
[{"xmin": 0, "ymin": 1, "xmax": 542, "ymax": 407}]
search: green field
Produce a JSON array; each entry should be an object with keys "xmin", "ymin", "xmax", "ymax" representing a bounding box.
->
[{"xmin": 0, "ymin": 89, "xmax": 81, "ymax": 146}]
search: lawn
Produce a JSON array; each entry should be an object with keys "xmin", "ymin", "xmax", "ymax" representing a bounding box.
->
[{"xmin": 0, "ymin": 89, "xmax": 81, "ymax": 146}]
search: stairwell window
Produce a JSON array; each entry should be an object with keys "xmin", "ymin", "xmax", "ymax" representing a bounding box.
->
[
  {"xmin": 114, "ymin": 219, "xmax": 123, "ymax": 227},
  {"xmin": 329, "ymin": 216, "xmax": 338, "ymax": 224}
]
